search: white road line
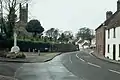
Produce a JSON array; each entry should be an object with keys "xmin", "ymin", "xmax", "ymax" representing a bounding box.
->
[
  {"xmin": 87, "ymin": 62, "xmax": 101, "ymax": 68},
  {"xmin": 89, "ymin": 51, "xmax": 94, "ymax": 57},
  {"xmin": 14, "ymin": 65, "xmax": 24, "ymax": 79},
  {"xmin": 109, "ymin": 69, "xmax": 120, "ymax": 75},
  {"xmin": 69, "ymin": 56, "xmax": 72, "ymax": 63},
  {"xmin": 76, "ymin": 53, "xmax": 85, "ymax": 62}
]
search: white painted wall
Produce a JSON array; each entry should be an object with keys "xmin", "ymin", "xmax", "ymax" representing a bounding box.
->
[
  {"xmin": 105, "ymin": 27, "xmax": 120, "ymax": 60},
  {"xmin": 78, "ymin": 44, "xmax": 83, "ymax": 49},
  {"xmin": 91, "ymin": 38, "xmax": 96, "ymax": 45}
]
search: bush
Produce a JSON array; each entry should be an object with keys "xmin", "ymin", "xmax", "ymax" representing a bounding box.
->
[
  {"xmin": 0, "ymin": 39, "xmax": 77, "ymax": 52},
  {"xmin": 6, "ymin": 52, "xmax": 26, "ymax": 59},
  {"xmin": 51, "ymin": 43, "xmax": 78, "ymax": 52},
  {"xmin": 0, "ymin": 39, "xmax": 50, "ymax": 52},
  {"xmin": 0, "ymin": 51, "xmax": 7, "ymax": 58},
  {"xmin": 6, "ymin": 52, "xmax": 16, "ymax": 59},
  {"xmin": 16, "ymin": 53, "xmax": 26, "ymax": 59}
]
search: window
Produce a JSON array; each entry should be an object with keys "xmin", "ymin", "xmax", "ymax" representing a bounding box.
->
[
  {"xmin": 119, "ymin": 44, "xmax": 120, "ymax": 57},
  {"xmin": 108, "ymin": 44, "xmax": 110, "ymax": 53},
  {"xmin": 108, "ymin": 29, "xmax": 110, "ymax": 39},
  {"xmin": 113, "ymin": 28, "xmax": 116, "ymax": 38}
]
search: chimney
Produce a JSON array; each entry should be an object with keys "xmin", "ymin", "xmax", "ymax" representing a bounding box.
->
[
  {"xmin": 106, "ymin": 11, "xmax": 113, "ymax": 20},
  {"xmin": 117, "ymin": 0, "xmax": 120, "ymax": 11}
]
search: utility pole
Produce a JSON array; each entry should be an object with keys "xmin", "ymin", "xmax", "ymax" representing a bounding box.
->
[{"xmin": 0, "ymin": 0, "xmax": 4, "ymax": 33}]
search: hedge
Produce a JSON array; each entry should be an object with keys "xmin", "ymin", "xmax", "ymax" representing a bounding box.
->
[
  {"xmin": 0, "ymin": 39, "xmax": 78, "ymax": 52},
  {"xmin": 0, "ymin": 39, "xmax": 50, "ymax": 52}
]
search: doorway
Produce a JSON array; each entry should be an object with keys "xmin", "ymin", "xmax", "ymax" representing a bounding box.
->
[{"xmin": 113, "ymin": 44, "xmax": 116, "ymax": 60}]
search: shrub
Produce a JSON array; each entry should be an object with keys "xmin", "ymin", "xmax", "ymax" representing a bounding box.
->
[
  {"xmin": 0, "ymin": 39, "xmax": 50, "ymax": 52},
  {"xmin": 16, "ymin": 52, "xmax": 26, "ymax": 59},
  {"xmin": 6, "ymin": 52, "xmax": 26, "ymax": 59},
  {"xmin": 0, "ymin": 51, "xmax": 7, "ymax": 58},
  {"xmin": 6, "ymin": 52, "xmax": 16, "ymax": 59}
]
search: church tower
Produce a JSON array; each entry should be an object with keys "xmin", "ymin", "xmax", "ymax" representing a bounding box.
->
[{"xmin": 19, "ymin": 3, "xmax": 28, "ymax": 23}]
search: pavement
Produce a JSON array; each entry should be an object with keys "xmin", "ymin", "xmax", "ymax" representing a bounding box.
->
[
  {"xmin": 15, "ymin": 54, "xmax": 80, "ymax": 80},
  {"xmin": 0, "ymin": 52, "xmax": 62, "ymax": 80},
  {"xmin": 91, "ymin": 50, "xmax": 120, "ymax": 65},
  {"xmin": 0, "ymin": 52, "xmax": 61, "ymax": 63}
]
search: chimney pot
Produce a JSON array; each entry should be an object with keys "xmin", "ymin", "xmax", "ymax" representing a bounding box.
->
[{"xmin": 106, "ymin": 11, "xmax": 113, "ymax": 20}]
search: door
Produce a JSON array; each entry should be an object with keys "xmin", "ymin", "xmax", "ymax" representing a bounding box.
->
[{"xmin": 113, "ymin": 44, "xmax": 116, "ymax": 60}]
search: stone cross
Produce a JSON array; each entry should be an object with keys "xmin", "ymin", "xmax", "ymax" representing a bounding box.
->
[
  {"xmin": 11, "ymin": 32, "xmax": 20, "ymax": 53},
  {"xmin": 14, "ymin": 32, "xmax": 17, "ymax": 46}
]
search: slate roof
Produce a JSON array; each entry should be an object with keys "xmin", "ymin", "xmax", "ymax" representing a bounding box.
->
[
  {"xmin": 106, "ymin": 11, "xmax": 120, "ymax": 29},
  {"xmin": 95, "ymin": 10, "xmax": 120, "ymax": 30}
]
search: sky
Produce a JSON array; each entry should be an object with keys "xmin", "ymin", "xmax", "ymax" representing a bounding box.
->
[{"xmin": 29, "ymin": 0, "xmax": 118, "ymax": 34}]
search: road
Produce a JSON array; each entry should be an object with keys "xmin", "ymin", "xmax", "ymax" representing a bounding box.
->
[
  {"xmin": 61, "ymin": 50, "xmax": 120, "ymax": 80},
  {"xmin": 1, "ymin": 50, "xmax": 120, "ymax": 80},
  {"xmin": 0, "ymin": 62, "xmax": 23, "ymax": 77}
]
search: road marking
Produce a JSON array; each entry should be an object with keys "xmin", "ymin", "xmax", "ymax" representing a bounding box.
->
[
  {"xmin": 76, "ymin": 53, "xmax": 85, "ymax": 62},
  {"xmin": 87, "ymin": 62, "xmax": 101, "ymax": 68},
  {"xmin": 89, "ymin": 51, "xmax": 94, "ymax": 57},
  {"xmin": 109, "ymin": 69, "xmax": 120, "ymax": 75},
  {"xmin": 14, "ymin": 65, "xmax": 24, "ymax": 79},
  {"xmin": 69, "ymin": 55, "xmax": 72, "ymax": 63}
]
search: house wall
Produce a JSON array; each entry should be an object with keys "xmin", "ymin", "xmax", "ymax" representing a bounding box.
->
[
  {"xmin": 91, "ymin": 38, "xmax": 96, "ymax": 46},
  {"xmin": 96, "ymin": 26, "xmax": 105, "ymax": 55},
  {"xmin": 105, "ymin": 27, "xmax": 120, "ymax": 60}
]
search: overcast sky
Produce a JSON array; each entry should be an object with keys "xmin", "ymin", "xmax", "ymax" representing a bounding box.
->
[{"xmin": 29, "ymin": 0, "xmax": 118, "ymax": 34}]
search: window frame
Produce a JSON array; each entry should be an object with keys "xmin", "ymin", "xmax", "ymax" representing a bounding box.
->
[
  {"xmin": 113, "ymin": 27, "xmax": 116, "ymax": 38},
  {"xmin": 108, "ymin": 29, "xmax": 110, "ymax": 39},
  {"xmin": 108, "ymin": 44, "xmax": 110, "ymax": 53},
  {"xmin": 119, "ymin": 44, "xmax": 120, "ymax": 57}
]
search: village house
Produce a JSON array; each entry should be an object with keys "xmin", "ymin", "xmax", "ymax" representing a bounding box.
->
[
  {"xmin": 75, "ymin": 38, "xmax": 90, "ymax": 49},
  {"xmin": 90, "ymin": 37, "xmax": 96, "ymax": 49},
  {"xmin": 95, "ymin": 11, "xmax": 114, "ymax": 56},
  {"xmin": 96, "ymin": 0, "xmax": 120, "ymax": 60},
  {"xmin": 95, "ymin": 19, "xmax": 106, "ymax": 56},
  {"xmin": 105, "ymin": 1, "xmax": 120, "ymax": 60}
]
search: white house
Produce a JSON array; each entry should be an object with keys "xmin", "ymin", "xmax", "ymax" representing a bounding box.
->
[
  {"xmin": 104, "ymin": 0, "xmax": 120, "ymax": 61},
  {"xmin": 75, "ymin": 38, "xmax": 90, "ymax": 49},
  {"xmin": 90, "ymin": 38, "xmax": 96, "ymax": 48},
  {"xmin": 105, "ymin": 27, "xmax": 120, "ymax": 60}
]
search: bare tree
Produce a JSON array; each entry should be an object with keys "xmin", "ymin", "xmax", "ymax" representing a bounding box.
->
[
  {"xmin": 46, "ymin": 28, "xmax": 60, "ymax": 42},
  {"xmin": 0, "ymin": 0, "xmax": 4, "ymax": 33},
  {"xmin": 0, "ymin": 0, "xmax": 31, "ymax": 38},
  {"xmin": 58, "ymin": 31, "xmax": 73, "ymax": 43},
  {"xmin": 76, "ymin": 27, "xmax": 95, "ymax": 45}
]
